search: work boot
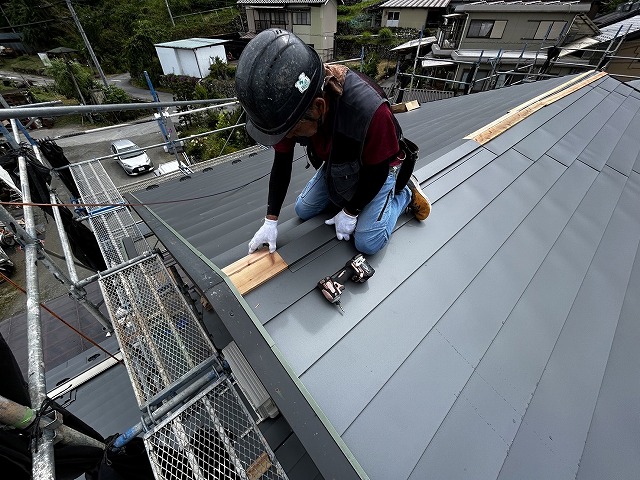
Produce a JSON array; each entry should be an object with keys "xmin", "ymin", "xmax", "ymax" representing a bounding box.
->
[{"xmin": 407, "ymin": 176, "xmax": 431, "ymax": 221}]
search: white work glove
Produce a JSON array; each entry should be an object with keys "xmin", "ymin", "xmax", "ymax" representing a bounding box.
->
[
  {"xmin": 248, "ymin": 218, "xmax": 278, "ymax": 254},
  {"xmin": 325, "ymin": 209, "xmax": 358, "ymax": 241}
]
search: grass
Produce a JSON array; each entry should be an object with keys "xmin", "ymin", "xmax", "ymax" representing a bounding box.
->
[
  {"xmin": 0, "ymin": 55, "xmax": 47, "ymax": 74},
  {"xmin": 337, "ymin": 0, "xmax": 380, "ymax": 22}
]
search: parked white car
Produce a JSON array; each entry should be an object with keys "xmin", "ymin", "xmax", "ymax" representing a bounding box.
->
[{"xmin": 110, "ymin": 139, "xmax": 154, "ymax": 175}]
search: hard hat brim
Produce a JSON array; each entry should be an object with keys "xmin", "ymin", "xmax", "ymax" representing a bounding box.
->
[{"xmin": 246, "ymin": 119, "xmax": 289, "ymax": 146}]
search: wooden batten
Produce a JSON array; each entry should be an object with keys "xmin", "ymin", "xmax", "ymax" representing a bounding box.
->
[
  {"xmin": 391, "ymin": 100, "xmax": 420, "ymax": 113},
  {"xmin": 465, "ymin": 70, "xmax": 608, "ymax": 145},
  {"xmin": 222, "ymin": 250, "xmax": 288, "ymax": 295}
]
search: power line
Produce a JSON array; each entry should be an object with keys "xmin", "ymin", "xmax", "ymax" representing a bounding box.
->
[{"xmin": 0, "ymin": 16, "xmax": 71, "ymax": 30}]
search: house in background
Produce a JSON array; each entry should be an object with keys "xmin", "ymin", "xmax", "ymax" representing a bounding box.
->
[
  {"xmin": 236, "ymin": 0, "xmax": 339, "ymax": 60},
  {"xmin": 430, "ymin": 0, "xmax": 600, "ymax": 91},
  {"xmin": 379, "ymin": 0, "xmax": 451, "ymax": 31},
  {"xmin": 154, "ymin": 38, "xmax": 229, "ymax": 79}
]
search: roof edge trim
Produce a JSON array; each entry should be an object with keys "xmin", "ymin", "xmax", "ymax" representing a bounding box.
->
[
  {"xmin": 465, "ymin": 70, "xmax": 607, "ymax": 144},
  {"xmin": 128, "ymin": 194, "xmax": 369, "ymax": 480}
]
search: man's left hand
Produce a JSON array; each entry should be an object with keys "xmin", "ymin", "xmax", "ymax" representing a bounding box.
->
[{"xmin": 325, "ymin": 209, "xmax": 358, "ymax": 241}]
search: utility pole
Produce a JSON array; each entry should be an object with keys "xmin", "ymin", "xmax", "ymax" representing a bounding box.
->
[
  {"xmin": 164, "ymin": 0, "xmax": 176, "ymax": 27},
  {"xmin": 65, "ymin": 0, "xmax": 109, "ymax": 88}
]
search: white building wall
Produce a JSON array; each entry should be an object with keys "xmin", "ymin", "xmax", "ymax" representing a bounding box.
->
[
  {"xmin": 156, "ymin": 44, "xmax": 227, "ymax": 78},
  {"xmin": 156, "ymin": 47, "xmax": 180, "ymax": 76},
  {"xmin": 195, "ymin": 45, "xmax": 227, "ymax": 77},
  {"xmin": 174, "ymin": 49, "xmax": 200, "ymax": 77}
]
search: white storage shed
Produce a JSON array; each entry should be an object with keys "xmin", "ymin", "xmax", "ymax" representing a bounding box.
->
[{"xmin": 154, "ymin": 38, "xmax": 229, "ymax": 78}]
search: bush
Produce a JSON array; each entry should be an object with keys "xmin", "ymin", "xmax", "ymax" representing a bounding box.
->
[
  {"xmin": 208, "ymin": 57, "xmax": 235, "ymax": 80},
  {"xmin": 46, "ymin": 59, "xmax": 98, "ymax": 103},
  {"xmin": 357, "ymin": 52, "xmax": 380, "ymax": 78},
  {"xmin": 379, "ymin": 28, "xmax": 394, "ymax": 43}
]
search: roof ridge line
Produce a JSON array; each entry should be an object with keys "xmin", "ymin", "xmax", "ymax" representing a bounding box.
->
[{"xmin": 465, "ymin": 70, "xmax": 608, "ymax": 145}]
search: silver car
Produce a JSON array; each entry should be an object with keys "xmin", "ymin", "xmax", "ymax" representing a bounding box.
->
[{"xmin": 110, "ymin": 139, "xmax": 154, "ymax": 175}]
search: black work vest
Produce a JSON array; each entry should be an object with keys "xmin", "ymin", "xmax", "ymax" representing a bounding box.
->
[{"xmin": 307, "ymin": 70, "xmax": 398, "ymax": 206}]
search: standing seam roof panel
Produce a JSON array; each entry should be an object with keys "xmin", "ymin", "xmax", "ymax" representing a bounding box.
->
[
  {"xmin": 497, "ymin": 170, "xmax": 640, "ymax": 479},
  {"xmin": 547, "ymin": 87, "xmax": 627, "ymax": 167},
  {"xmin": 340, "ymin": 154, "xmax": 571, "ymax": 479},
  {"xmin": 409, "ymin": 159, "xmax": 610, "ymax": 479},
  {"xmin": 575, "ymin": 215, "xmax": 640, "ymax": 480},
  {"xmin": 299, "ymin": 151, "xmax": 537, "ymax": 434}
]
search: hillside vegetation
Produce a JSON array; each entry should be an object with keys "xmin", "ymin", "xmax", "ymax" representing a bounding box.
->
[{"xmin": 3, "ymin": 0, "xmax": 241, "ymax": 82}]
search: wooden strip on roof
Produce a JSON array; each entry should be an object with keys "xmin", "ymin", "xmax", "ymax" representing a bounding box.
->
[
  {"xmin": 466, "ymin": 70, "xmax": 608, "ymax": 145},
  {"xmin": 222, "ymin": 250, "xmax": 288, "ymax": 295}
]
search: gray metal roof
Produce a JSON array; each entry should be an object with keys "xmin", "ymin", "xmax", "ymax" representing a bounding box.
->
[
  {"xmin": 456, "ymin": 0, "xmax": 590, "ymax": 11},
  {"xmin": 237, "ymin": 0, "xmax": 329, "ymax": 4},
  {"xmin": 130, "ymin": 72, "xmax": 640, "ymax": 479},
  {"xmin": 594, "ymin": 0, "xmax": 640, "ymax": 27},
  {"xmin": 380, "ymin": 0, "xmax": 450, "ymax": 9},
  {"xmin": 0, "ymin": 281, "xmax": 112, "ymax": 376},
  {"xmin": 593, "ymin": 13, "xmax": 640, "ymax": 42},
  {"xmin": 154, "ymin": 38, "xmax": 229, "ymax": 49}
]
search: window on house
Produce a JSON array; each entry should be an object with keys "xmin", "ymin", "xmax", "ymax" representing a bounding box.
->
[
  {"xmin": 467, "ymin": 20, "xmax": 507, "ymax": 38},
  {"xmin": 386, "ymin": 10, "xmax": 400, "ymax": 27},
  {"xmin": 272, "ymin": 11, "xmax": 286, "ymax": 25},
  {"xmin": 533, "ymin": 21, "xmax": 567, "ymax": 40},
  {"xmin": 255, "ymin": 10, "xmax": 287, "ymax": 31},
  {"xmin": 293, "ymin": 11, "xmax": 311, "ymax": 25}
]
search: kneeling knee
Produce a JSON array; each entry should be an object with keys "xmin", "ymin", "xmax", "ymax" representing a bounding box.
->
[{"xmin": 354, "ymin": 230, "xmax": 389, "ymax": 256}]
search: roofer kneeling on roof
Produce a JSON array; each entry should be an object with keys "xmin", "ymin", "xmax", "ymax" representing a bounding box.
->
[{"xmin": 235, "ymin": 29, "xmax": 431, "ymax": 256}]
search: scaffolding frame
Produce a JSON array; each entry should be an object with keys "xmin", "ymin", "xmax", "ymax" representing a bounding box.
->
[
  {"xmin": 399, "ymin": 27, "xmax": 639, "ymax": 97},
  {"xmin": 0, "ymin": 95, "xmax": 287, "ymax": 479}
]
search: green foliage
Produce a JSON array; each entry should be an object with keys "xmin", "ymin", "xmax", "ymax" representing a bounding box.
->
[
  {"xmin": 356, "ymin": 52, "xmax": 380, "ymax": 78},
  {"xmin": 101, "ymin": 85, "xmax": 130, "ymax": 104},
  {"xmin": 46, "ymin": 59, "xmax": 98, "ymax": 103},
  {"xmin": 5, "ymin": 0, "xmax": 243, "ymax": 78},
  {"xmin": 125, "ymin": 21, "xmax": 164, "ymax": 86},
  {"xmin": 208, "ymin": 58, "xmax": 235, "ymax": 80},
  {"xmin": 5, "ymin": 0, "xmax": 72, "ymax": 51},
  {"xmin": 378, "ymin": 28, "xmax": 394, "ymax": 43},
  {"xmin": 184, "ymin": 106, "xmax": 253, "ymax": 161},
  {"xmin": 161, "ymin": 74, "xmax": 199, "ymax": 100},
  {"xmin": 23, "ymin": 86, "xmax": 64, "ymax": 104},
  {"xmin": 336, "ymin": 0, "xmax": 379, "ymax": 21},
  {"xmin": 599, "ymin": 0, "xmax": 631, "ymax": 14}
]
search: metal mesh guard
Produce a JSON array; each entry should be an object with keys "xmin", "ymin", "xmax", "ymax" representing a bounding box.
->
[
  {"xmin": 99, "ymin": 254, "xmax": 214, "ymax": 406},
  {"xmin": 144, "ymin": 377, "xmax": 288, "ymax": 480}
]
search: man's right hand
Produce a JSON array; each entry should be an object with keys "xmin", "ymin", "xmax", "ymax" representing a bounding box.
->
[{"xmin": 248, "ymin": 218, "xmax": 278, "ymax": 254}]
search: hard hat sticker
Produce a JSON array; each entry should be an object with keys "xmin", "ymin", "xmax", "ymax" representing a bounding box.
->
[{"xmin": 295, "ymin": 73, "xmax": 311, "ymax": 93}]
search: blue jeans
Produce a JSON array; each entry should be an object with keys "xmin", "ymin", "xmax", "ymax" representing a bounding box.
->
[{"xmin": 294, "ymin": 164, "xmax": 412, "ymax": 255}]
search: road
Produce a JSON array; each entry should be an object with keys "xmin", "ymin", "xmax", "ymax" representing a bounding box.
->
[
  {"xmin": 30, "ymin": 119, "xmax": 179, "ymax": 188},
  {"xmin": 8, "ymin": 71, "xmax": 183, "ymax": 188}
]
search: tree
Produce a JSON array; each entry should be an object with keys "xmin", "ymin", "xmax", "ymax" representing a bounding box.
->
[
  {"xmin": 46, "ymin": 59, "xmax": 97, "ymax": 104},
  {"xmin": 124, "ymin": 21, "xmax": 163, "ymax": 86},
  {"xmin": 5, "ymin": 0, "xmax": 73, "ymax": 51}
]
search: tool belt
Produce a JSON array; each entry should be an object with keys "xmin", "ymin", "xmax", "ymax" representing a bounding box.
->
[{"xmin": 394, "ymin": 137, "xmax": 419, "ymax": 195}]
